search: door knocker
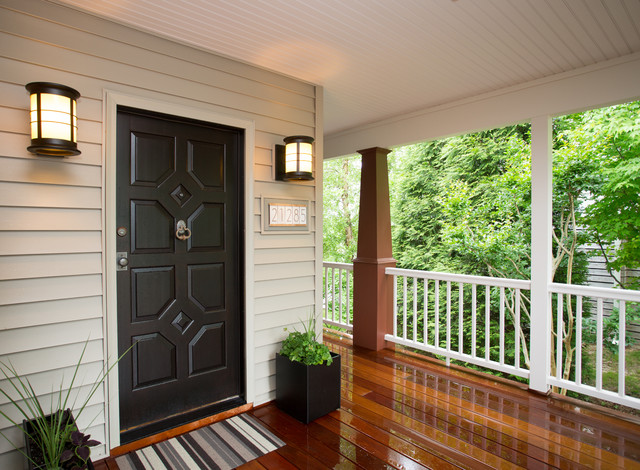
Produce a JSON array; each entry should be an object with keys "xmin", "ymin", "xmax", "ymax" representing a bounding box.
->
[{"xmin": 175, "ymin": 220, "xmax": 192, "ymax": 241}]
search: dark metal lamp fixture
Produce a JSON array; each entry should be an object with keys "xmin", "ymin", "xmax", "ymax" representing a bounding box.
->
[
  {"xmin": 26, "ymin": 82, "xmax": 80, "ymax": 156},
  {"xmin": 275, "ymin": 135, "xmax": 314, "ymax": 181}
]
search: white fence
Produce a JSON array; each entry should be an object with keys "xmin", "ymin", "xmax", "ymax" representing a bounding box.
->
[
  {"xmin": 323, "ymin": 262, "xmax": 353, "ymax": 331},
  {"xmin": 321, "ymin": 262, "xmax": 640, "ymax": 410}
]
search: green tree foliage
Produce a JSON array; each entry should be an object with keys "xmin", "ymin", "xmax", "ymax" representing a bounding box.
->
[
  {"xmin": 322, "ymin": 156, "xmax": 361, "ymax": 263},
  {"xmin": 392, "ymin": 126, "xmax": 534, "ymax": 278},
  {"xmin": 580, "ymin": 102, "xmax": 640, "ymax": 290}
]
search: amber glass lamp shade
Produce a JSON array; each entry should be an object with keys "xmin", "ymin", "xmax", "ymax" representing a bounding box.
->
[
  {"xmin": 281, "ymin": 135, "xmax": 314, "ymax": 180},
  {"xmin": 26, "ymin": 82, "xmax": 80, "ymax": 156}
]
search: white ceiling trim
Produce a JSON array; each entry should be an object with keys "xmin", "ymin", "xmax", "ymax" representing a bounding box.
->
[{"xmin": 325, "ymin": 53, "xmax": 640, "ymax": 158}]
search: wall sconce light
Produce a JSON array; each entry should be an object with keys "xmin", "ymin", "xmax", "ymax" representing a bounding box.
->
[
  {"xmin": 275, "ymin": 135, "xmax": 314, "ymax": 181},
  {"xmin": 26, "ymin": 82, "xmax": 80, "ymax": 156}
]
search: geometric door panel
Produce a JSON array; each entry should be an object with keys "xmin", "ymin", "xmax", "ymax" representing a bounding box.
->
[
  {"xmin": 187, "ymin": 203, "xmax": 224, "ymax": 251},
  {"xmin": 131, "ymin": 200, "xmax": 174, "ymax": 253},
  {"xmin": 188, "ymin": 140, "xmax": 224, "ymax": 190},
  {"xmin": 116, "ymin": 107, "xmax": 244, "ymax": 443},
  {"xmin": 189, "ymin": 323, "xmax": 225, "ymax": 376},
  {"xmin": 132, "ymin": 333, "xmax": 177, "ymax": 389},
  {"xmin": 131, "ymin": 132, "xmax": 175, "ymax": 187},
  {"xmin": 188, "ymin": 263, "xmax": 224, "ymax": 312},
  {"xmin": 131, "ymin": 266, "xmax": 175, "ymax": 322}
]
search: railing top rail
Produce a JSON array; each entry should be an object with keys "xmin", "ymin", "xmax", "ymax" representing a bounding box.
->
[
  {"xmin": 549, "ymin": 282, "xmax": 640, "ymax": 302},
  {"xmin": 323, "ymin": 262, "xmax": 354, "ymax": 270},
  {"xmin": 386, "ymin": 267, "xmax": 531, "ymax": 290}
]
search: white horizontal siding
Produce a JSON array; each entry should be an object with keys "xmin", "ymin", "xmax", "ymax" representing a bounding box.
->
[
  {"xmin": 0, "ymin": 207, "xmax": 102, "ymax": 231},
  {"xmin": 0, "ymin": 0, "xmax": 319, "ymax": 465},
  {"xmin": 254, "ymin": 233, "xmax": 316, "ymax": 249},
  {"xmin": 0, "ymin": 297, "xmax": 103, "ymax": 330},
  {"xmin": 254, "ymin": 247, "xmax": 316, "ymax": 265},
  {"xmin": 254, "ymin": 261, "xmax": 316, "ymax": 281},
  {"xmin": 0, "ymin": 276, "xmax": 102, "ymax": 306},
  {"xmin": 0, "ymin": 253, "xmax": 101, "ymax": 280},
  {"xmin": 255, "ymin": 291, "xmax": 316, "ymax": 316},
  {"xmin": 0, "ymin": 182, "xmax": 101, "ymax": 209},
  {"xmin": 0, "ymin": 232, "xmax": 101, "ymax": 256},
  {"xmin": 0, "ymin": 156, "xmax": 101, "ymax": 187}
]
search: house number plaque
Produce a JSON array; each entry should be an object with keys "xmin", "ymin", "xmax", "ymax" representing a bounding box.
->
[
  {"xmin": 262, "ymin": 197, "xmax": 310, "ymax": 233},
  {"xmin": 269, "ymin": 203, "xmax": 307, "ymax": 226}
]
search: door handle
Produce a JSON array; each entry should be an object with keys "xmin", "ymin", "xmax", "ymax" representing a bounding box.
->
[
  {"xmin": 117, "ymin": 252, "xmax": 129, "ymax": 271},
  {"xmin": 176, "ymin": 220, "xmax": 192, "ymax": 241}
]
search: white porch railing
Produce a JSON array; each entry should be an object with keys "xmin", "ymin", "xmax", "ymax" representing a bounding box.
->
[
  {"xmin": 385, "ymin": 268, "xmax": 532, "ymax": 379},
  {"xmin": 321, "ymin": 261, "xmax": 640, "ymax": 410},
  {"xmin": 548, "ymin": 283, "xmax": 640, "ymax": 409},
  {"xmin": 323, "ymin": 262, "xmax": 353, "ymax": 331}
]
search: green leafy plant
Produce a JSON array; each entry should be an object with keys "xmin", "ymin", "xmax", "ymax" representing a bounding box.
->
[
  {"xmin": 280, "ymin": 315, "xmax": 333, "ymax": 366},
  {"xmin": 0, "ymin": 341, "xmax": 129, "ymax": 469}
]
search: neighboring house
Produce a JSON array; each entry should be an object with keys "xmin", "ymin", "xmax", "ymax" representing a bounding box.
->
[
  {"xmin": 1, "ymin": 1, "xmax": 639, "ymax": 469},
  {"xmin": 582, "ymin": 242, "xmax": 640, "ymax": 340}
]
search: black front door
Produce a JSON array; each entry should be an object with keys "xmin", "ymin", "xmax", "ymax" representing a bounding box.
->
[{"xmin": 116, "ymin": 107, "xmax": 244, "ymax": 443}]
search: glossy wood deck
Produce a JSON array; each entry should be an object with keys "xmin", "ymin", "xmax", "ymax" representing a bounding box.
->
[{"xmin": 98, "ymin": 332, "xmax": 640, "ymax": 469}]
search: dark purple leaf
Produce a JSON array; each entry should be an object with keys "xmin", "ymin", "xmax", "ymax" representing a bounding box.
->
[
  {"xmin": 61, "ymin": 449, "xmax": 74, "ymax": 462},
  {"xmin": 76, "ymin": 445, "xmax": 90, "ymax": 461}
]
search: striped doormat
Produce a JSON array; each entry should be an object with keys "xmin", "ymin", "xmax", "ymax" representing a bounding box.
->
[{"xmin": 115, "ymin": 413, "xmax": 284, "ymax": 470}]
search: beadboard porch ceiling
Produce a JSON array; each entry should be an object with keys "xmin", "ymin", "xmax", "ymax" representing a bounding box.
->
[{"xmin": 53, "ymin": 0, "xmax": 640, "ymax": 152}]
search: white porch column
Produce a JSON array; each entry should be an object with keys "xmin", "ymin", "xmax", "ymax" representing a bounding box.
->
[{"xmin": 529, "ymin": 115, "xmax": 553, "ymax": 393}]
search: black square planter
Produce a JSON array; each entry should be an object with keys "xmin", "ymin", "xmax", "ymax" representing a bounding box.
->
[
  {"xmin": 24, "ymin": 410, "xmax": 95, "ymax": 470},
  {"xmin": 275, "ymin": 352, "xmax": 341, "ymax": 424}
]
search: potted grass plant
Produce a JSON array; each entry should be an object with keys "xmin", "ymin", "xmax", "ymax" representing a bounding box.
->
[
  {"xmin": 275, "ymin": 314, "xmax": 341, "ymax": 424},
  {"xmin": 0, "ymin": 341, "xmax": 127, "ymax": 470}
]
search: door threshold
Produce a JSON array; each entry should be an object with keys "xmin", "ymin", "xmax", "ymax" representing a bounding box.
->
[{"xmin": 110, "ymin": 402, "xmax": 253, "ymax": 457}]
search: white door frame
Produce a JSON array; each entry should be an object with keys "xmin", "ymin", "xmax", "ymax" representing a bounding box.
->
[{"xmin": 102, "ymin": 90, "xmax": 255, "ymax": 450}]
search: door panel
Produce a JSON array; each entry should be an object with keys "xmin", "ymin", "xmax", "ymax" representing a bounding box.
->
[{"xmin": 116, "ymin": 107, "xmax": 244, "ymax": 443}]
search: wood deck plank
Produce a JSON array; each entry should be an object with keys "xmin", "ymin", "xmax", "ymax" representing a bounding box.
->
[
  {"xmin": 252, "ymin": 404, "xmax": 369, "ymax": 469},
  {"xmin": 338, "ymin": 345, "xmax": 639, "ymax": 467}
]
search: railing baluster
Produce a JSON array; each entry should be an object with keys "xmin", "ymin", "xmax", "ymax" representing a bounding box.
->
[
  {"xmin": 393, "ymin": 275, "xmax": 398, "ymax": 337},
  {"xmin": 459, "ymin": 282, "xmax": 464, "ymax": 354},
  {"xmin": 471, "ymin": 283, "xmax": 477, "ymax": 359},
  {"xmin": 435, "ymin": 280, "xmax": 440, "ymax": 349},
  {"xmin": 515, "ymin": 288, "xmax": 521, "ymax": 370},
  {"xmin": 324, "ymin": 265, "xmax": 329, "ymax": 321},
  {"xmin": 413, "ymin": 277, "xmax": 418, "ymax": 343},
  {"xmin": 499, "ymin": 286, "xmax": 505, "ymax": 366},
  {"xmin": 338, "ymin": 268, "xmax": 343, "ymax": 324},
  {"xmin": 485, "ymin": 285, "xmax": 490, "ymax": 362},
  {"xmin": 346, "ymin": 268, "xmax": 351, "ymax": 326},
  {"xmin": 424, "ymin": 279, "xmax": 429, "ymax": 347},
  {"xmin": 619, "ymin": 300, "xmax": 626, "ymax": 398},
  {"xmin": 576, "ymin": 295, "xmax": 582, "ymax": 386},
  {"xmin": 596, "ymin": 297, "xmax": 603, "ymax": 391},
  {"xmin": 556, "ymin": 293, "xmax": 563, "ymax": 380},
  {"xmin": 446, "ymin": 281, "xmax": 451, "ymax": 354},
  {"xmin": 331, "ymin": 267, "xmax": 336, "ymax": 323},
  {"xmin": 403, "ymin": 276, "xmax": 408, "ymax": 340}
]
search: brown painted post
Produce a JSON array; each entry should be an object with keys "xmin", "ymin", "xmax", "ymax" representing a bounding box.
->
[{"xmin": 352, "ymin": 147, "xmax": 396, "ymax": 350}]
